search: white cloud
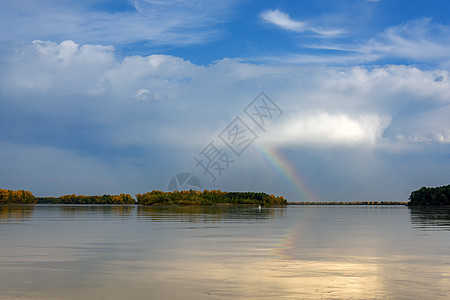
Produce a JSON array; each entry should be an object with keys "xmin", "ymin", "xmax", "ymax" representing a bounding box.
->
[
  {"xmin": 1, "ymin": 40, "xmax": 449, "ymax": 150},
  {"xmin": 1, "ymin": 40, "xmax": 116, "ymax": 94},
  {"xmin": 298, "ymin": 19, "xmax": 450, "ymax": 67},
  {"xmin": 363, "ymin": 18, "xmax": 450, "ymax": 64},
  {"xmin": 258, "ymin": 52, "xmax": 381, "ymax": 65},
  {"xmin": 261, "ymin": 9, "xmax": 307, "ymax": 32},
  {"xmin": 0, "ymin": 0, "xmax": 236, "ymax": 46},
  {"xmin": 260, "ymin": 9, "xmax": 343, "ymax": 37},
  {"xmin": 434, "ymin": 131, "xmax": 450, "ymax": 143},
  {"xmin": 135, "ymin": 89, "xmax": 151, "ymax": 102},
  {"xmin": 323, "ymin": 65, "xmax": 450, "ymax": 103},
  {"xmin": 262, "ymin": 112, "xmax": 390, "ymax": 146}
]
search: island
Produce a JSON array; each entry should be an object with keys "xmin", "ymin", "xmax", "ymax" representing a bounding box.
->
[
  {"xmin": 408, "ymin": 184, "xmax": 450, "ymax": 206},
  {"xmin": 136, "ymin": 190, "xmax": 287, "ymax": 205},
  {"xmin": 1, "ymin": 188, "xmax": 287, "ymax": 206}
]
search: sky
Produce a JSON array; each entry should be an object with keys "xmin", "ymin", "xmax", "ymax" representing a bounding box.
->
[{"xmin": 1, "ymin": 0, "xmax": 449, "ymax": 201}]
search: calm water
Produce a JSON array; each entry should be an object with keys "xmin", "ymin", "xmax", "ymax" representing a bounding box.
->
[{"xmin": 0, "ymin": 205, "xmax": 449, "ymax": 299}]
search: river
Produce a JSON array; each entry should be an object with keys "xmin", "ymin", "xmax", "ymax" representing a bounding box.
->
[{"xmin": 0, "ymin": 205, "xmax": 449, "ymax": 299}]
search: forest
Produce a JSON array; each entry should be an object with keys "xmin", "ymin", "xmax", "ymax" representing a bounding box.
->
[
  {"xmin": 1, "ymin": 188, "xmax": 286, "ymax": 205},
  {"xmin": 136, "ymin": 190, "xmax": 287, "ymax": 206},
  {"xmin": 48, "ymin": 194, "xmax": 135, "ymax": 204},
  {"xmin": 408, "ymin": 185, "xmax": 450, "ymax": 206},
  {"xmin": 0, "ymin": 188, "xmax": 37, "ymax": 204}
]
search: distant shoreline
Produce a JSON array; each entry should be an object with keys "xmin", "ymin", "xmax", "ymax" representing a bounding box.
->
[
  {"xmin": 2, "ymin": 200, "xmax": 410, "ymax": 206},
  {"xmin": 5, "ymin": 185, "xmax": 449, "ymax": 206},
  {"xmin": 1, "ymin": 188, "xmax": 286, "ymax": 206},
  {"xmin": 288, "ymin": 201, "xmax": 408, "ymax": 205}
]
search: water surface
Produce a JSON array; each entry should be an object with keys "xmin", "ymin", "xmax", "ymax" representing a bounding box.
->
[{"xmin": 0, "ymin": 205, "xmax": 449, "ymax": 299}]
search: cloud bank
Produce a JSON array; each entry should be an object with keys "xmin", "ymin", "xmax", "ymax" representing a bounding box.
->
[{"xmin": 1, "ymin": 39, "xmax": 449, "ymax": 200}]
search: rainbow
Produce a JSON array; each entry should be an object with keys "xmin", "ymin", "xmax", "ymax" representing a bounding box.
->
[
  {"xmin": 254, "ymin": 144, "xmax": 319, "ymax": 202},
  {"xmin": 254, "ymin": 144, "xmax": 321, "ymax": 258},
  {"xmin": 270, "ymin": 218, "xmax": 305, "ymax": 259}
]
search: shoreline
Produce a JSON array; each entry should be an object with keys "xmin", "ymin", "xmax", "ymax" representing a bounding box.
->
[
  {"xmin": 1, "ymin": 201, "xmax": 410, "ymax": 206},
  {"xmin": 288, "ymin": 201, "xmax": 408, "ymax": 205}
]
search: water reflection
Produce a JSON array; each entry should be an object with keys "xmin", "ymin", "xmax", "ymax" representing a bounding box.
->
[
  {"xmin": 0, "ymin": 205, "xmax": 449, "ymax": 299},
  {"xmin": 409, "ymin": 206, "xmax": 450, "ymax": 230},
  {"xmin": 136, "ymin": 205, "xmax": 286, "ymax": 223},
  {"xmin": 0, "ymin": 205, "xmax": 35, "ymax": 221},
  {"xmin": 57, "ymin": 204, "xmax": 134, "ymax": 218}
]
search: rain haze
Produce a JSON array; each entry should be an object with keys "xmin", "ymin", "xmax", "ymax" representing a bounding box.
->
[{"xmin": 1, "ymin": 0, "xmax": 450, "ymax": 201}]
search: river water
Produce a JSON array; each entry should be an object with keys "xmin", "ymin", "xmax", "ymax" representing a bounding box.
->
[{"xmin": 0, "ymin": 205, "xmax": 449, "ymax": 299}]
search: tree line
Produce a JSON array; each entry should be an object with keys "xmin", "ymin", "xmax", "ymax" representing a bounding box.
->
[
  {"xmin": 408, "ymin": 185, "xmax": 450, "ymax": 206},
  {"xmin": 50, "ymin": 194, "xmax": 135, "ymax": 204},
  {"xmin": 1, "ymin": 188, "xmax": 287, "ymax": 205},
  {"xmin": 136, "ymin": 190, "xmax": 287, "ymax": 205},
  {"xmin": 0, "ymin": 188, "xmax": 37, "ymax": 204}
]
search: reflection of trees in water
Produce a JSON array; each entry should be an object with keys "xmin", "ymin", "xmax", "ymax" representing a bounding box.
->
[
  {"xmin": 409, "ymin": 207, "xmax": 450, "ymax": 230},
  {"xmin": 57, "ymin": 205, "xmax": 134, "ymax": 217},
  {"xmin": 136, "ymin": 205, "xmax": 286, "ymax": 223},
  {"xmin": 0, "ymin": 205, "xmax": 287, "ymax": 222},
  {"xmin": 0, "ymin": 205, "xmax": 35, "ymax": 220}
]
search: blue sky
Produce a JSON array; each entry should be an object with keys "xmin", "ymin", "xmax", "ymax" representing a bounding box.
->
[{"xmin": 1, "ymin": 0, "xmax": 450, "ymax": 201}]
